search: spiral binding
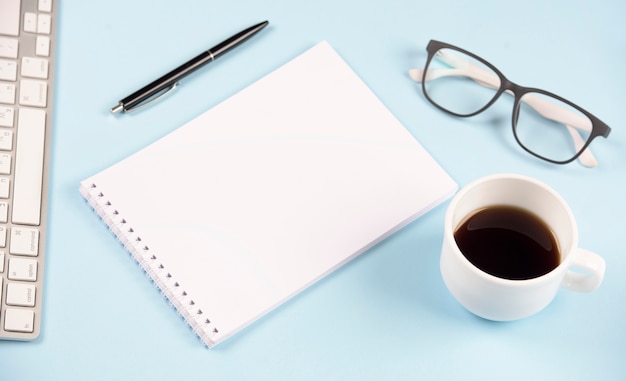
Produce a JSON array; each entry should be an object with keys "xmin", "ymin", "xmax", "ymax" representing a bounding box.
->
[{"xmin": 80, "ymin": 183, "xmax": 220, "ymax": 345}]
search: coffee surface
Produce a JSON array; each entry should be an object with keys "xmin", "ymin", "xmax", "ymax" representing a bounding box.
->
[{"xmin": 454, "ymin": 206, "xmax": 560, "ymax": 280}]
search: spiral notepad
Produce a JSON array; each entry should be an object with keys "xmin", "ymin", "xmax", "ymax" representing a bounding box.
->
[{"xmin": 79, "ymin": 41, "xmax": 457, "ymax": 347}]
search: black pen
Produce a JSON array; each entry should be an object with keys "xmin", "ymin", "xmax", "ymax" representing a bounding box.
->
[{"xmin": 110, "ymin": 20, "xmax": 269, "ymax": 113}]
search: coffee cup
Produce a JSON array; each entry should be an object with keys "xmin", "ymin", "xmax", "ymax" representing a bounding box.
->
[{"xmin": 440, "ymin": 173, "xmax": 605, "ymax": 321}]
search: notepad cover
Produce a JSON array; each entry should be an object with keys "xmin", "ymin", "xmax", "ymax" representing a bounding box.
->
[{"xmin": 79, "ymin": 41, "xmax": 457, "ymax": 347}]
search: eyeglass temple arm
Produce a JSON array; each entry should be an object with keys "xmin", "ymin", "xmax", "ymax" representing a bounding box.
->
[{"xmin": 409, "ymin": 53, "xmax": 597, "ymax": 167}]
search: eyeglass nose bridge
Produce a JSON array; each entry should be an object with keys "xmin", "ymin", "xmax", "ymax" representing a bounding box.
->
[
  {"xmin": 461, "ymin": 76, "xmax": 525, "ymax": 120},
  {"xmin": 498, "ymin": 79, "xmax": 529, "ymax": 126}
]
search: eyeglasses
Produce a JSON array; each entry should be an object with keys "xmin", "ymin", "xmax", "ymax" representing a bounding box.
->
[{"xmin": 409, "ymin": 40, "xmax": 612, "ymax": 167}]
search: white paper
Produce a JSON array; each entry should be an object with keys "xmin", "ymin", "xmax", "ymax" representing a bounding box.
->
[{"xmin": 80, "ymin": 41, "xmax": 457, "ymax": 347}]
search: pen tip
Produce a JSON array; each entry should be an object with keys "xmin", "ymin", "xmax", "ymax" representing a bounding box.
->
[{"xmin": 111, "ymin": 104, "xmax": 124, "ymax": 114}]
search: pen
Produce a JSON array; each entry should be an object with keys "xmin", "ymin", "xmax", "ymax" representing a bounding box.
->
[{"xmin": 110, "ymin": 20, "xmax": 269, "ymax": 113}]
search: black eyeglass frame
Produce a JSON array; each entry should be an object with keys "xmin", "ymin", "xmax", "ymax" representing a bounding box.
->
[{"xmin": 421, "ymin": 40, "xmax": 612, "ymax": 165}]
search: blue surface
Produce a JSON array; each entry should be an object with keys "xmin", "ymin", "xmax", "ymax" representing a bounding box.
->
[{"xmin": 2, "ymin": 0, "xmax": 625, "ymax": 379}]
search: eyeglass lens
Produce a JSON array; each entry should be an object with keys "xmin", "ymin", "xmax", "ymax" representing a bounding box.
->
[
  {"xmin": 423, "ymin": 48, "xmax": 501, "ymax": 116},
  {"xmin": 515, "ymin": 92, "xmax": 592, "ymax": 163},
  {"xmin": 423, "ymin": 47, "xmax": 594, "ymax": 163}
]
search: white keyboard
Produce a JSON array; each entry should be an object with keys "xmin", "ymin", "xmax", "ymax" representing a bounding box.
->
[{"xmin": 0, "ymin": 0, "xmax": 55, "ymax": 341}]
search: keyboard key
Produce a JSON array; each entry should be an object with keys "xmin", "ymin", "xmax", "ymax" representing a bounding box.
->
[
  {"xmin": 36, "ymin": 36, "xmax": 50, "ymax": 57},
  {"xmin": 0, "ymin": 252, "xmax": 4, "ymax": 272},
  {"xmin": 0, "ymin": 129, "xmax": 13, "ymax": 150},
  {"xmin": 18, "ymin": 80, "xmax": 47, "ymax": 107},
  {"xmin": 21, "ymin": 57, "xmax": 49, "ymax": 79},
  {"xmin": 10, "ymin": 227, "xmax": 40, "ymax": 257},
  {"xmin": 0, "ymin": 107, "xmax": 14, "ymax": 127},
  {"xmin": 7, "ymin": 257, "xmax": 37, "ymax": 281},
  {"xmin": 0, "ymin": 83, "xmax": 16, "ymax": 104},
  {"xmin": 0, "ymin": 202, "xmax": 7, "ymax": 223},
  {"xmin": 24, "ymin": 13, "xmax": 38, "ymax": 33},
  {"xmin": 0, "ymin": 38, "xmax": 19, "ymax": 59},
  {"xmin": 4, "ymin": 308, "xmax": 35, "ymax": 333},
  {"xmin": 0, "ymin": 153, "xmax": 10, "ymax": 174},
  {"xmin": 12, "ymin": 108, "xmax": 46, "ymax": 225},
  {"xmin": 39, "ymin": 0, "xmax": 53, "ymax": 13},
  {"xmin": 37, "ymin": 14, "xmax": 52, "ymax": 35},
  {"xmin": 0, "ymin": 178, "xmax": 9, "ymax": 198},
  {"xmin": 6, "ymin": 283, "xmax": 36, "ymax": 307},
  {"xmin": 0, "ymin": 226, "xmax": 6, "ymax": 247},
  {"xmin": 0, "ymin": 0, "xmax": 21, "ymax": 36},
  {"xmin": 0, "ymin": 59, "xmax": 18, "ymax": 81}
]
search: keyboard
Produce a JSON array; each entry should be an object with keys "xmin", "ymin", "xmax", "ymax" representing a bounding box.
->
[{"xmin": 0, "ymin": 0, "xmax": 56, "ymax": 341}]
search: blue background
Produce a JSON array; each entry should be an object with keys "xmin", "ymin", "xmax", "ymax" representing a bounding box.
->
[{"xmin": 2, "ymin": 0, "xmax": 625, "ymax": 380}]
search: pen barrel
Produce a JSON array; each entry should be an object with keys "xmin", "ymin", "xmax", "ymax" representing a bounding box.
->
[
  {"xmin": 210, "ymin": 20, "xmax": 269, "ymax": 58},
  {"xmin": 119, "ymin": 52, "xmax": 214, "ymax": 110}
]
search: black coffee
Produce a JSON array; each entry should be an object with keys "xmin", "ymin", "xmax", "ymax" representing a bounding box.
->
[{"xmin": 454, "ymin": 205, "xmax": 560, "ymax": 280}]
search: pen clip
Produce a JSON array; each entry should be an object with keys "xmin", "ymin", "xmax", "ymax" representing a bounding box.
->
[{"xmin": 128, "ymin": 82, "xmax": 179, "ymax": 112}]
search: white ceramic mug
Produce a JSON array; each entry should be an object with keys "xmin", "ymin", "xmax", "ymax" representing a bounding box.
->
[{"xmin": 440, "ymin": 173, "xmax": 605, "ymax": 321}]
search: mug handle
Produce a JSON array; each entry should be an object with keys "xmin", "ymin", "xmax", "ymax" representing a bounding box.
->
[{"xmin": 561, "ymin": 248, "xmax": 606, "ymax": 292}]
